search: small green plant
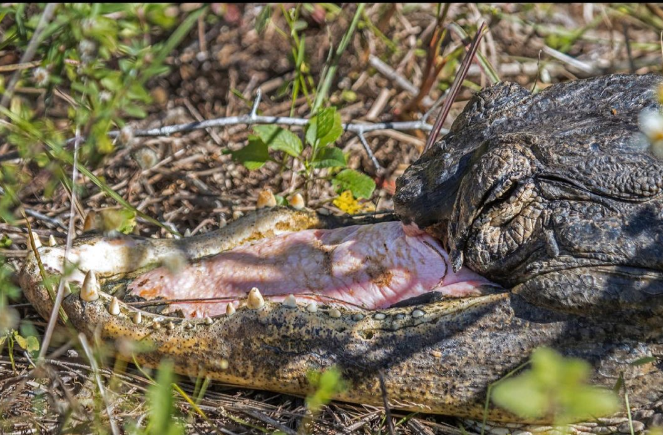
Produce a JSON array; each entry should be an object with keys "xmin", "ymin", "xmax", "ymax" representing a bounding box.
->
[
  {"xmin": 0, "ymin": 329, "xmax": 40, "ymax": 371},
  {"xmin": 0, "ymin": 4, "xmax": 203, "ymax": 234},
  {"xmin": 299, "ymin": 366, "xmax": 348, "ymax": 433},
  {"xmin": 305, "ymin": 366, "xmax": 348, "ymax": 413},
  {"xmin": 491, "ymin": 347, "xmax": 620, "ymax": 425},
  {"xmin": 141, "ymin": 360, "xmax": 184, "ymax": 435},
  {"xmin": 230, "ymin": 106, "xmax": 376, "ymax": 207}
]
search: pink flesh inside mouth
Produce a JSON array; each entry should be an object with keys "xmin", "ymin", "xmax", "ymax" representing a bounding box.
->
[{"xmin": 127, "ymin": 221, "xmax": 498, "ymax": 318}]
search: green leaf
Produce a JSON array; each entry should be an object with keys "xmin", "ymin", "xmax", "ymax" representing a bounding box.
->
[
  {"xmin": 491, "ymin": 373, "xmax": 549, "ymax": 419},
  {"xmin": 230, "ymin": 136, "xmax": 270, "ymax": 170},
  {"xmin": 255, "ymin": 4, "xmax": 271, "ymax": 34},
  {"xmin": 123, "ymin": 104, "xmax": 147, "ymax": 118},
  {"xmin": 491, "ymin": 347, "xmax": 619, "ymax": 425},
  {"xmin": 311, "ymin": 146, "xmax": 346, "ymax": 168},
  {"xmin": 332, "ymin": 169, "xmax": 375, "ymax": 199},
  {"xmin": 12, "ymin": 332, "xmax": 38, "ymax": 352},
  {"xmin": 253, "ymin": 125, "xmax": 302, "ymax": 157},
  {"xmin": 25, "ymin": 335, "xmax": 40, "ymax": 353},
  {"xmin": 306, "ymin": 107, "xmax": 343, "ymax": 147},
  {"xmin": 306, "ymin": 366, "xmax": 347, "ymax": 414},
  {"xmin": 631, "ymin": 356, "xmax": 657, "ymax": 366}
]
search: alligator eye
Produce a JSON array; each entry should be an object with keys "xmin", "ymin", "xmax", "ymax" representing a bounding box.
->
[{"xmin": 483, "ymin": 179, "xmax": 518, "ymax": 209}]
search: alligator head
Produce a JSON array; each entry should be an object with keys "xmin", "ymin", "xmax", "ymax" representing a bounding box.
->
[{"xmin": 19, "ymin": 74, "xmax": 663, "ymax": 425}]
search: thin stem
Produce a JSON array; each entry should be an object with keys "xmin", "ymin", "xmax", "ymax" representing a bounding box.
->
[
  {"xmin": 38, "ymin": 126, "xmax": 81, "ymax": 362},
  {"xmin": 312, "ymin": 4, "xmax": 366, "ymax": 113}
]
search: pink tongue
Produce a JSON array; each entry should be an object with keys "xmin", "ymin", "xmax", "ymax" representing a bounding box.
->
[{"xmin": 128, "ymin": 222, "xmax": 496, "ymax": 318}]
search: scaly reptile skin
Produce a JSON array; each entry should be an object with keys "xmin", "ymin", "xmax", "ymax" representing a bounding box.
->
[{"xmin": 19, "ymin": 74, "xmax": 663, "ymax": 433}]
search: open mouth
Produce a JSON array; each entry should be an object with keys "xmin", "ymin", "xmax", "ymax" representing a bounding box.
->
[
  {"xmin": 126, "ymin": 221, "xmax": 497, "ymax": 318},
  {"xmin": 22, "ymin": 207, "xmax": 500, "ymax": 322}
]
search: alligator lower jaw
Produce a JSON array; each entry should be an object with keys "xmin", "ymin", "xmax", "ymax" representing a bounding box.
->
[{"xmin": 18, "ymin": 207, "xmax": 660, "ymax": 422}]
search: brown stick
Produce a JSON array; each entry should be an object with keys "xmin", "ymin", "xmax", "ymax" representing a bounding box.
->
[{"xmin": 423, "ymin": 22, "xmax": 486, "ymax": 154}]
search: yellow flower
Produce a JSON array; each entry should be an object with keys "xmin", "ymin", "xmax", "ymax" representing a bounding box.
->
[{"xmin": 333, "ymin": 190, "xmax": 375, "ymax": 215}]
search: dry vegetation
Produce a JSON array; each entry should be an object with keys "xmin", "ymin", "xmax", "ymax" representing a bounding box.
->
[{"xmin": 1, "ymin": 3, "xmax": 663, "ymax": 434}]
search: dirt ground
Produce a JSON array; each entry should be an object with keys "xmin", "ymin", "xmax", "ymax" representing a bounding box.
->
[{"xmin": 2, "ymin": 3, "xmax": 663, "ymax": 434}]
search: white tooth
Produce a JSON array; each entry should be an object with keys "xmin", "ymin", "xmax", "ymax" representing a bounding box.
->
[
  {"xmin": 219, "ymin": 216, "xmax": 227, "ymax": 228},
  {"xmin": 48, "ymin": 235, "xmax": 57, "ymax": 247},
  {"xmin": 290, "ymin": 193, "xmax": 305, "ymax": 210},
  {"xmin": 256, "ymin": 189, "xmax": 277, "ymax": 209},
  {"xmin": 153, "ymin": 321, "xmax": 161, "ymax": 329},
  {"xmin": 226, "ymin": 304, "xmax": 236, "ymax": 315},
  {"xmin": 306, "ymin": 301, "xmax": 318, "ymax": 313},
  {"xmin": 80, "ymin": 271, "xmax": 100, "ymax": 302},
  {"xmin": 167, "ymin": 321, "xmax": 175, "ymax": 330},
  {"xmin": 108, "ymin": 297, "xmax": 120, "ymax": 315},
  {"xmin": 30, "ymin": 231, "xmax": 42, "ymax": 249},
  {"xmin": 219, "ymin": 359, "xmax": 229, "ymax": 370},
  {"xmin": 232, "ymin": 210, "xmax": 244, "ymax": 221},
  {"xmin": 374, "ymin": 313, "xmax": 386, "ymax": 320},
  {"xmin": 412, "ymin": 309, "xmax": 425, "ymax": 318},
  {"xmin": 132, "ymin": 311, "xmax": 142, "ymax": 324},
  {"xmin": 184, "ymin": 228, "xmax": 192, "ymax": 237},
  {"xmin": 352, "ymin": 313, "xmax": 364, "ymax": 321},
  {"xmin": 329, "ymin": 308, "xmax": 341, "ymax": 318},
  {"xmin": 394, "ymin": 313, "xmax": 406, "ymax": 320},
  {"xmin": 247, "ymin": 287, "xmax": 265, "ymax": 310},
  {"xmin": 282, "ymin": 294, "xmax": 297, "ymax": 308},
  {"xmin": 205, "ymin": 317, "xmax": 213, "ymax": 325}
]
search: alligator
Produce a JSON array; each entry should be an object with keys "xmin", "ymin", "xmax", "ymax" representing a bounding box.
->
[{"xmin": 18, "ymin": 73, "xmax": 663, "ymax": 432}]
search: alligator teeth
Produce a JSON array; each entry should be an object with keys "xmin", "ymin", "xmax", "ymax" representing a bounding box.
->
[
  {"xmin": 412, "ymin": 309, "xmax": 425, "ymax": 318},
  {"xmin": 247, "ymin": 287, "xmax": 265, "ymax": 310},
  {"xmin": 290, "ymin": 193, "xmax": 305, "ymax": 210},
  {"xmin": 108, "ymin": 297, "xmax": 120, "ymax": 315},
  {"xmin": 352, "ymin": 313, "xmax": 365, "ymax": 321},
  {"xmin": 80, "ymin": 271, "xmax": 100, "ymax": 302},
  {"xmin": 226, "ymin": 303, "xmax": 236, "ymax": 315},
  {"xmin": 373, "ymin": 313, "xmax": 386, "ymax": 320},
  {"xmin": 30, "ymin": 231, "xmax": 42, "ymax": 249},
  {"xmin": 329, "ymin": 308, "xmax": 341, "ymax": 318},
  {"xmin": 232, "ymin": 210, "xmax": 244, "ymax": 221},
  {"xmin": 132, "ymin": 311, "xmax": 142, "ymax": 324},
  {"xmin": 219, "ymin": 359, "xmax": 229, "ymax": 370},
  {"xmin": 167, "ymin": 321, "xmax": 175, "ymax": 330},
  {"xmin": 184, "ymin": 228, "xmax": 191, "ymax": 237},
  {"xmin": 205, "ymin": 317, "xmax": 213, "ymax": 325},
  {"xmin": 256, "ymin": 189, "xmax": 277, "ymax": 209},
  {"xmin": 306, "ymin": 301, "xmax": 318, "ymax": 313},
  {"xmin": 153, "ymin": 321, "xmax": 161, "ymax": 329},
  {"xmin": 48, "ymin": 235, "xmax": 57, "ymax": 247},
  {"xmin": 394, "ymin": 313, "xmax": 406, "ymax": 320},
  {"xmin": 282, "ymin": 294, "xmax": 297, "ymax": 308}
]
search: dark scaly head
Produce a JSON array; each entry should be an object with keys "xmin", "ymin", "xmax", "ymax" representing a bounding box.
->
[{"xmin": 395, "ymin": 74, "xmax": 663, "ymax": 322}]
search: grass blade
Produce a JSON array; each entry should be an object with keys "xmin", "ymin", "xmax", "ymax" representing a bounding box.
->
[{"xmin": 312, "ymin": 3, "xmax": 365, "ymax": 113}]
